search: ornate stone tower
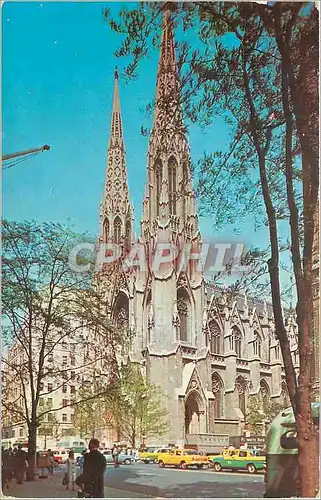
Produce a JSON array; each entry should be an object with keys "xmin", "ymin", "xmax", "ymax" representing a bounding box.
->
[
  {"xmin": 100, "ymin": 68, "xmax": 133, "ymax": 250},
  {"xmin": 97, "ymin": 68, "xmax": 134, "ymax": 321},
  {"xmin": 135, "ymin": 6, "xmax": 207, "ymax": 444}
]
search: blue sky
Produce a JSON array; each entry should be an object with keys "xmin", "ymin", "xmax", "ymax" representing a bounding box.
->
[
  {"xmin": 2, "ymin": 2, "xmax": 293, "ymax": 298},
  {"xmin": 2, "ymin": 2, "xmax": 236, "ymax": 237}
]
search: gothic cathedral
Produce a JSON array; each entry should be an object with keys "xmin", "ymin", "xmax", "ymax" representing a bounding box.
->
[{"xmin": 97, "ymin": 8, "xmax": 301, "ymax": 450}]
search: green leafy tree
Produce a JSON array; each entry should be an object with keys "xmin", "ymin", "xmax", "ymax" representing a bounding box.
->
[
  {"xmin": 108, "ymin": 363, "xmax": 170, "ymax": 448},
  {"xmin": 247, "ymin": 395, "xmax": 289, "ymax": 436},
  {"xmin": 2, "ymin": 220, "xmax": 124, "ymax": 480},
  {"xmin": 104, "ymin": 3, "xmax": 319, "ymax": 495}
]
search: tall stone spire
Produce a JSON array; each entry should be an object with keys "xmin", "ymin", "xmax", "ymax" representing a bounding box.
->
[
  {"xmin": 153, "ymin": 5, "xmax": 182, "ymax": 135},
  {"xmin": 141, "ymin": 4, "xmax": 198, "ymax": 237},
  {"xmin": 100, "ymin": 68, "xmax": 132, "ymax": 247}
]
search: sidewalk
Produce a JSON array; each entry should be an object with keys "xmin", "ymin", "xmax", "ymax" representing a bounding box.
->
[{"xmin": 2, "ymin": 471, "xmax": 152, "ymax": 499}]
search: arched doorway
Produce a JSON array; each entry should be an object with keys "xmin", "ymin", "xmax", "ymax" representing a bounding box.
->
[{"xmin": 185, "ymin": 391, "xmax": 205, "ymax": 435}]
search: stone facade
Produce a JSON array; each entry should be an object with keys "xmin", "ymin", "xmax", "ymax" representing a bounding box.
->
[{"xmin": 98, "ymin": 9, "xmax": 299, "ymax": 450}]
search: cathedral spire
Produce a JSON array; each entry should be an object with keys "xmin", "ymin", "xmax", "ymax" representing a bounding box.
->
[
  {"xmin": 109, "ymin": 67, "xmax": 124, "ymax": 149},
  {"xmin": 154, "ymin": 4, "xmax": 182, "ymax": 133},
  {"xmin": 100, "ymin": 68, "xmax": 132, "ymax": 245}
]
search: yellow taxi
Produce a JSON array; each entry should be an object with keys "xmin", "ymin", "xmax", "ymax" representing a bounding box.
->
[{"xmin": 157, "ymin": 448, "xmax": 209, "ymax": 469}]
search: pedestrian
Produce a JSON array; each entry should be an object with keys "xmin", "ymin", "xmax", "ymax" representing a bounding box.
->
[
  {"xmin": 14, "ymin": 445, "xmax": 27, "ymax": 484},
  {"xmin": 1, "ymin": 448, "xmax": 11, "ymax": 491},
  {"xmin": 47, "ymin": 449, "xmax": 55, "ymax": 478},
  {"xmin": 78, "ymin": 449, "xmax": 87, "ymax": 475},
  {"xmin": 79, "ymin": 438, "xmax": 106, "ymax": 498},
  {"xmin": 65, "ymin": 450, "xmax": 77, "ymax": 491},
  {"xmin": 112, "ymin": 444, "xmax": 119, "ymax": 468}
]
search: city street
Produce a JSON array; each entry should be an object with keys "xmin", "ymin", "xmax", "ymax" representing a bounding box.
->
[
  {"xmin": 5, "ymin": 463, "xmax": 265, "ymax": 498},
  {"xmin": 105, "ymin": 462, "xmax": 265, "ymax": 498}
]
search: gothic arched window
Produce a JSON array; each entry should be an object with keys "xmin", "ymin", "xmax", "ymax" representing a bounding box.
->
[
  {"xmin": 212, "ymin": 373, "xmax": 224, "ymax": 418},
  {"xmin": 125, "ymin": 219, "xmax": 131, "ymax": 248},
  {"xmin": 209, "ymin": 321, "xmax": 221, "ymax": 354},
  {"xmin": 113, "ymin": 291, "xmax": 129, "ymax": 328},
  {"xmin": 168, "ymin": 157, "xmax": 177, "ymax": 215},
  {"xmin": 103, "ymin": 218, "xmax": 109, "ymax": 242},
  {"xmin": 155, "ymin": 160, "xmax": 162, "ymax": 217},
  {"xmin": 233, "ymin": 327, "xmax": 242, "ymax": 358},
  {"xmin": 182, "ymin": 162, "xmax": 188, "ymax": 221},
  {"xmin": 260, "ymin": 379, "xmax": 270, "ymax": 408},
  {"xmin": 177, "ymin": 288, "xmax": 189, "ymax": 342},
  {"xmin": 235, "ymin": 376, "xmax": 246, "ymax": 417},
  {"xmin": 114, "ymin": 217, "xmax": 122, "ymax": 244},
  {"xmin": 281, "ymin": 382, "xmax": 290, "ymax": 407},
  {"xmin": 254, "ymin": 331, "xmax": 262, "ymax": 358}
]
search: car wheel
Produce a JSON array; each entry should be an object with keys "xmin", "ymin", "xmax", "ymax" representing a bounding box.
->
[
  {"xmin": 196, "ymin": 464, "xmax": 203, "ymax": 469},
  {"xmin": 247, "ymin": 463, "xmax": 256, "ymax": 474},
  {"xmin": 144, "ymin": 460, "xmax": 149, "ymax": 464},
  {"xmin": 124, "ymin": 459, "xmax": 131, "ymax": 465},
  {"xmin": 213, "ymin": 462, "xmax": 222, "ymax": 472},
  {"xmin": 158, "ymin": 460, "xmax": 165, "ymax": 468},
  {"xmin": 180, "ymin": 461, "xmax": 187, "ymax": 469}
]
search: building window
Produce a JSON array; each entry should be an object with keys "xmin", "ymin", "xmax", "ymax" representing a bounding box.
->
[
  {"xmin": 233, "ymin": 327, "xmax": 242, "ymax": 358},
  {"xmin": 39, "ymin": 382, "xmax": 44, "ymax": 391},
  {"xmin": 62, "ymin": 414, "xmax": 67, "ymax": 423},
  {"xmin": 62, "ymin": 341, "xmax": 67, "ymax": 350},
  {"xmin": 19, "ymin": 428, "xmax": 23, "ymax": 437},
  {"xmin": 235, "ymin": 376, "xmax": 246, "ymax": 417},
  {"xmin": 71, "ymin": 371, "xmax": 75, "ymax": 381},
  {"xmin": 253, "ymin": 331, "xmax": 262, "ymax": 358},
  {"xmin": 168, "ymin": 157, "xmax": 177, "ymax": 215},
  {"xmin": 155, "ymin": 160, "xmax": 162, "ymax": 217},
  {"xmin": 48, "ymin": 353, "xmax": 54, "ymax": 363},
  {"xmin": 47, "ymin": 398, "xmax": 53, "ymax": 407},
  {"xmin": 71, "ymin": 356, "xmax": 75, "ymax": 366},
  {"xmin": 39, "ymin": 397, "xmax": 44, "ymax": 406},
  {"xmin": 63, "ymin": 355, "xmax": 68, "ymax": 365},
  {"xmin": 62, "ymin": 399, "xmax": 68, "ymax": 407},
  {"xmin": 48, "ymin": 383, "xmax": 53, "ymax": 392},
  {"xmin": 113, "ymin": 216, "xmax": 122, "ymax": 244},
  {"xmin": 209, "ymin": 321, "xmax": 221, "ymax": 354},
  {"xmin": 62, "ymin": 384, "xmax": 67, "ymax": 393},
  {"xmin": 177, "ymin": 293, "xmax": 188, "ymax": 342},
  {"xmin": 12, "ymin": 430, "xmax": 15, "ymax": 438},
  {"xmin": 103, "ymin": 218, "xmax": 109, "ymax": 242},
  {"xmin": 48, "ymin": 413, "xmax": 54, "ymax": 422},
  {"xmin": 62, "ymin": 371, "xmax": 68, "ymax": 380},
  {"xmin": 212, "ymin": 373, "xmax": 223, "ymax": 418},
  {"xmin": 70, "ymin": 413, "xmax": 75, "ymax": 423},
  {"xmin": 70, "ymin": 386, "xmax": 75, "ymax": 394}
]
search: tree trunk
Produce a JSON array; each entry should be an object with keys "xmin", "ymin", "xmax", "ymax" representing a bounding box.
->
[{"xmin": 26, "ymin": 420, "xmax": 37, "ymax": 481}]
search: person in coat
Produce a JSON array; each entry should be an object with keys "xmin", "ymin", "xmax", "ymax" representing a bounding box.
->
[
  {"xmin": 65, "ymin": 450, "xmax": 77, "ymax": 491},
  {"xmin": 81, "ymin": 438, "xmax": 106, "ymax": 498}
]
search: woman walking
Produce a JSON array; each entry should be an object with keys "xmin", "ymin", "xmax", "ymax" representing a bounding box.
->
[{"xmin": 65, "ymin": 450, "xmax": 77, "ymax": 491}]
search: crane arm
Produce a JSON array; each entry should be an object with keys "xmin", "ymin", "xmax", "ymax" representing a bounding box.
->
[{"xmin": 2, "ymin": 145, "xmax": 50, "ymax": 161}]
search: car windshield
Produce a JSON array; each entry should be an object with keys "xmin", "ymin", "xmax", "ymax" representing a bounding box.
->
[
  {"xmin": 184, "ymin": 450, "xmax": 197, "ymax": 455},
  {"xmin": 146, "ymin": 448, "xmax": 156, "ymax": 452}
]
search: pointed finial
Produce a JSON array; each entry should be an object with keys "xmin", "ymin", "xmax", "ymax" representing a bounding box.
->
[{"xmin": 114, "ymin": 66, "xmax": 119, "ymax": 79}]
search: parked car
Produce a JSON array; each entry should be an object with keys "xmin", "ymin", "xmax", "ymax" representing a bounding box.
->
[
  {"xmin": 210, "ymin": 449, "xmax": 266, "ymax": 474},
  {"xmin": 138, "ymin": 447, "xmax": 158, "ymax": 464},
  {"xmin": 157, "ymin": 448, "xmax": 209, "ymax": 469},
  {"xmin": 53, "ymin": 449, "xmax": 68, "ymax": 465},
  {"xmin": 154, "ymin": 447, "xmax": 172, "ymax": 463},
  {"xmin": 101, "ymin": 450, "xmax": 133, "ymax": 465}
]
